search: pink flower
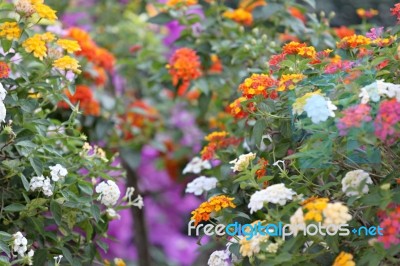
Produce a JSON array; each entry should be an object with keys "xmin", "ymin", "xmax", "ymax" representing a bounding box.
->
[
  {"xmin": 374, "ymin": 99, "xmax": 400, "ymax": 144},
  {"xmin": 337, "ymin": 104, "xmax": 372, "ymax": 135}
]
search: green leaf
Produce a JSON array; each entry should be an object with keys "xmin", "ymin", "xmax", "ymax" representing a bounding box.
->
[
  {"xmin": 61, "ymin": 247, "xmax": 74, "ymax": 265},
  {"xmin": 77, "ymin": 181, "xmax": 94, "ymax": 196},
  {"xmin": 0, "ymin": 241, "xmax": 10, "ymax": 257},
  {"xmin": 90, "ymin": 205, "xmax": 100, "ymax": 222},
  {"xmin": 148, "ymin": 13, "xmax": 173, "ymax": 24},
  {"xmin": 50, "ymin": 200, "xmax": 62, "ymax": 225},
  {"xmin": 29, "ymin": 157, "xmax": 43, "ymax": 176},
  {"xmin": 4, "ymin": 203, "xmax": 26, "ymax": 212},
  {"xmin": 252, "ymin": 119, "xmax": 266, "ymax": 145},
  {"xmin": 33, "ymin": 249, "xmax": 47, "ymax": 266},
  {"xmin": 20, "ymin": 174, "xmax": 30, "ymax": 191},
  {"xmin": 1, "ymin": 40, "xmax": 12, "ymax": 53}
]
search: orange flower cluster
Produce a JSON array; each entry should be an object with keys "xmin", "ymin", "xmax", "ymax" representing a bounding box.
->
[
  {"xmin": 391, "ymin": 3, "xmax": 400, "ymax": 22},
  {"xmin": 356, "ymin": 8, "xmax": 378, "ymax": 19},
  {"xmin": 58, "ymin": 85, "xmax": 100, "ymax": 116},
  {"xmin": 282, "ymin": 41, "xmax": 307, "ymax": 54},
  {"xmin": 191, "ymin": 195, "xmax": 236, "ymax": 225},
  {"xmin": 167, "ymin": 48, "xmax": 202, "ymax": 96},
  {"xmin": 67, "ymin": 27, "xmax": 115, "ymax": 85},
  {"xmin": 121, "ymin": 100, "xmax": 158, "ymax": 140},
  {"xmin": 0, "ymin": 61, "xmax": 10, "ymax": 78},
  {"xmin": 372, "ymin": 36, "xmax": 396, "ymax": 47},
  {"xmin": 334, "ymin": 26, "xmax": 355, "ymax": 39},
  {"xmin": 223, "ymin": 8, "xmax": 253, "ymax": 26},
  {"xmin": 337, "ymin": 35, "xmax": 371, "ymax": 49},
  {"xmin": 332, "ymin": 252, "xmax": 356, "ymax": 266},
  {"xmin": 201, "ymin": 131, "xmax": 242, "ymax": 160},
  {"xmin": 277, "ymin": 74, "xmax": 306, "ymax": 91},
  {"xmin": 239, "ymin": 74, "xmax": 277, "ymax": 99}
]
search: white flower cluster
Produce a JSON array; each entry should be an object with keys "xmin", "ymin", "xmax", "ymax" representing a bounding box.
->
[
  {"xmin": 185, "ymin": 176, "xmax": 218, "ymax": 195},
  {"xmin": 0, "ymin": 83, "xmax": 7, "ymax": 123},
  {"xmin": 12, "ymin": 232, "xmax": 34, "ymax": 264},
  {"xmin": 182, "ymin": 156, "xmax": 212, "ymax": 174},
  {"xmin": 303, "ymin": 95, "xmax": 337, "ymax": 124},
  {"xmin": 95, "ymin": 180, "xmax": 121, "ymax": 207},
  {"xmin": 229, "ymin": 152, "xmax": 256, "ymax": 172},
  {"xmin": 207, "ymin": 250, "xmax": 230, "ymax": 266},
  {"xmin": 29, "ymin": 164, "xmax": 68, "ymax": 197},
  {"xmin": 29, "ymin": 175, "xmax": 53, "ymax": 197},
  {"xmin": 322, "ymin": 202, "xmax": 352, "ymax": 227},
  {"xmin": 342, "ymin": 170, "xmax": 373, "ymax": 197},
  {"xmin": 49, "ymin": 164, "xmax": 68, "ymax": 182},
  {"xmin": 359, "ymin": 80, "xmax": 400, "ymax": 104},
  {"xmin": 248, "ymin": 183, "xmax": 296, "ymax": 213}
]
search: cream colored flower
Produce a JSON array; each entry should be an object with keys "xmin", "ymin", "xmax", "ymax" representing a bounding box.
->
[{"xmin": 229, "ymin": 152, "xmax": 256, "ymax": 172}]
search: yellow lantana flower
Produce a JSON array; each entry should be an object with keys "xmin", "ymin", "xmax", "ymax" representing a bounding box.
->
[
  {"xmin": 33, "ymin": 2, "xmax": 57, "ymax": 21},
  {"xmin": 0, "ymin": 22, "xmax": 21, "ymax": 40},
  {"xmin": 56, "ymin": 39, "xmax": 81, "ymax": 53},
  {"xmin": 40, "ymin": 32, "xmax": 55, "ymax": 42},
  {"xmin": 53, "ymin": 55, "xmax": 81, "ymax": 74},
  {"xmin": 22, "ymin": 34, "xmax": 47, "ymax": 60},
  {"xmin": 332, "ymin": 251, "xmax": 356, "ymax": 266}
]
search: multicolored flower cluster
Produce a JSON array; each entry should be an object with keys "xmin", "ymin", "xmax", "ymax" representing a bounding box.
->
[
  {"xmin": 337, "ymin": 35, "xmax": 371, "ymax": 49},
  {"xmin": 378, "ymin": 204, "xmax": 400, "ymax": 248},
  {"xmin": 337, "ymin": 104, "xmax": 372, "ymax": 135},
  {"xmin": 200, "ymin": 131, "xmax": 241, "ymax": 160},
  {"xmin": 239, "ymin": 73, "xmax": 277, "ymax": 99},
  {"xmin": 374, "ymin": 99, "xmax": 400, "ymax": 143},
  {"xmin": 191, "ymin": 195, "xmax": 236, "ymax": 225}
]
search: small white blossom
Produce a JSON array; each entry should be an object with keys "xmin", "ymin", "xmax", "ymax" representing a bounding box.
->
[
  {"xmin": 248, "ymin": 183, "xmax": 296, "ymax": 213},
  {"xmin": 342, "ymin": 170, "xmax": 373, "ymax": 197},
  {"xmin": 266, "ymin": 243, "xmax": 279, "ymax": 253},
  {"xmin": 124, "ymin": 186, "xmax": 144, "ymax": 209},
  {"xmin": 106, "ymin": 208, "xmax": 121, "ymax": 220},
  {"xmin": 303, "ymin": 95, "xmax": 337, "ymax": 124},
  {"xmin": 95, "ymin": 180, "xmax": 121, "ymax": 207},
  {"xmin": 185, "ymin": 176, "xmax": 218, "ymax": 195},
  {"xmin": 54, "ymin": 255, "xmax": 63, "ymax": 266},
  {"xmin": 13, "ymin": 231, "xmax": 28, "ymax": 257},
  {"xmin": 49, "ymin": 164, "xmax": 68, "ymax": 182},
  {"xmin": 207, "ymin": 250, "xmax": 230, "ymax": 266},
  {"xmin": 29, "ymin": 175, "xmax": 53, "ymax": 197},
  {"xmin": 182, "ymin": 157, "xmax": 212, "ymax": 174},
  {"xmin": 229, "ymin": 152, "xmax": 256, "ymax": 172},
  {"xmin": 24, "ymin": 249, "xmax": 34, "ymax": 265}
]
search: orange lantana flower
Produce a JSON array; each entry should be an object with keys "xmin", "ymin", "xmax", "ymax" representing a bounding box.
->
[{"xmin": 191, "ymin": 195, "xmax": 236, "ymax": 225}]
